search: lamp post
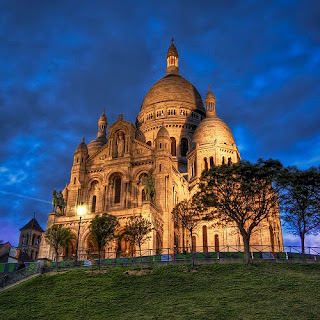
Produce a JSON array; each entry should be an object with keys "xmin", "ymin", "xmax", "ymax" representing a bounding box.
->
[{"xmin": 75, "ymin": 203, "xmax": 87, "ymax": 265}]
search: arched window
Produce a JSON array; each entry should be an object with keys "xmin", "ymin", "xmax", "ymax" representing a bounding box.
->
[
  {"xmin": 170, "ymin": 137, "xmax": 176, "ymax": 156},
  {"xmin": 32, "ymin": 234, "xmax": 36, "ymax": 245},
  {"xmin": 22, "ymin": 235, "xmax": 25, "ymax": 245},
  {"xmin": 222, "ymin": 156, "xmax": 225, "ymax": 165},
  {"xmin": 91, "ymin": 195, "xmax": 96, "ymax": 213},
  {"xmin": 37, "ymin": 236, "xmax": 41, "ymax": 246},
  {"xmin": 202, "ymin": 226, "xmax": 208, "ymax": 253},
  {"xmin": 114, "ymin": 178, "xmax": 121, "ymax": 204},
  {"xmin": 228, "ymin": 157, "xmax": 232, "ymax": 166},
  {"xmin": 210, "ymin": 157, "xmax": 214, "ymax": 168},
  {"xmin": 180, "ymin": 138, "xmax": 188, "ymax": 156},
  {"xmin": 74, "ymin": 177, "xmax": 76, "ymax": 184},
  {"xmin": 146, "ymin": 141, "xmax": 152, "ymax": 146},
  {"xmin": 159, "ymin": 164, "xmax": 162, "ymax": 172},
  {"xmin": 204, "ymin": 158, "xmax": 208, "ymax": 171},
  {"xmin": 214, "ymin": 234, "xmax": 219, "ymax": 252}
]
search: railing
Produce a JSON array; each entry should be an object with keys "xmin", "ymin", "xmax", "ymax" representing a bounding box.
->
[
  {"xmin": 0, "ymin": 263, "xmax": 39, "ymax": 290},
  {"xmin": 54, "ymin": 245, "xmax": 320, "ymax": 267}
]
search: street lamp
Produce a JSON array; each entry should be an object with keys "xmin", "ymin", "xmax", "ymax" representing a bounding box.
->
[{"xmin": 75, "ymin": 203, "xmax": 87, "ymax": 265}]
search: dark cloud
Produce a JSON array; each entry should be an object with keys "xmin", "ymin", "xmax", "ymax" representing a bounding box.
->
[{"xmin": 0, "ymin": 0, "xmax": 319, "ymax": 246}]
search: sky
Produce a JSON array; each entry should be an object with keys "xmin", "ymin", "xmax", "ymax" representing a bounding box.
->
[{"xmin": 0, "ymin": 0, "xmax": 319, "ymax": 248}]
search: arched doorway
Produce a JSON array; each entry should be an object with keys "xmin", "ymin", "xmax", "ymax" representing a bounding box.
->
[{"xmin": 116, "ymin": 234, "xmax": 135, "ymax": 257}]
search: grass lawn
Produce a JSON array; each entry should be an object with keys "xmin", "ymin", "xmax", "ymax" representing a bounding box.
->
[{"xmin": 0, "ymin": 263, "xmax": 319, "ymax": 320}]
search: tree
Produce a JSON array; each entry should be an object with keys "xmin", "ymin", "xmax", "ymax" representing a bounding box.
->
[
  {"xmin": 197, "ymin": 159, "xmax": 283, "ymax": 263},
  {"xmin": 172, "ymin": 199, "xmax": 205, "ymax": 265},
  {"xmin": 124, "ymin": 216, "xmax": 153, "ymax": 262},
  {"xmin": 45, "ymin": 224, "xmax": 74, "ymax": 271},
  {"xmin": 90, "ymin": 214, "xmax": 119, "ymax": 270},
  {"xmin": 278, "ymin": 166, "xmax": 320, "ymax": 259}
]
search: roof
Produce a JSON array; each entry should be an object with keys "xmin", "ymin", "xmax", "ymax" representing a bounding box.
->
[
  {"xmin": 140, "ymin": 73, "xmax": 205, "ymax": 113},
  {"xmin": 20, "ymin": 218, "xmax": 44, "ymax": 233}
]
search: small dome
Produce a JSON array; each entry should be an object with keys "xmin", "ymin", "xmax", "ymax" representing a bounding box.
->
[
  {"xmin": 88, "ymin": 136, "xmax": 107, "ymax": 155},
  {"xmin": 156, "ymin": 126, "xmax": 170, "ymax": 138},
  {"xmin": 75, "ymin": 138, "xmax": 88, "ymax": 154},
  {"xmin": 193, "ymin": 116, "xmax": 236, "ymax": 146}
]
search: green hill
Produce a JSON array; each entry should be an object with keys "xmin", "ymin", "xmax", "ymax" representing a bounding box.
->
[{"xmin": 0, "ymin": 263, "xmax": 319, "ymax": 320}]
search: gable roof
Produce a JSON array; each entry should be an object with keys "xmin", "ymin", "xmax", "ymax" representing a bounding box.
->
[{"xmin": 20, "ymin": 218, "xmax": 44, "ymax": 233}]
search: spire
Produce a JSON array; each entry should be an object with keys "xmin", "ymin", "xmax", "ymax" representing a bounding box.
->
[
  {"xmin": 166, "ymin": 38, "xmax": 179, "ymax": 75},
  {"xmin": 205, "ymin": 85, "xmax": 216, "ymax": 117},
  {"xmin": 98, "ymin": 109, "xmax": 108, "ymax": 137}
]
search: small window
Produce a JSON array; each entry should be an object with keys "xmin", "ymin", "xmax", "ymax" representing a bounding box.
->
[
  {"xmin": 91, "ymin": 195, "xmax": 96, "ymax": 213},
  {"xmin": 181, "ymin": 138, "xmax": 188, "ymax": 157},
  {"xmin": 170, "ymin": 137, "xmax": 176, "ymax": 156},
  {"xmin": 146, "ymin": 141, "xmax": 152, "ymax": 146},
  {"xmin": 114, "ymin": 178, "xmax": 121, "ymax": 204},
  {"xmin": 159, "ymin": 164, "xmax": 162, "ymax": 172},
  {"xmin": 76, "ymin": 158, "xmax": 79, "ymax": 163},
  {"xmin": 228, "ymin": 157, "xmax": 232, "ymax": 166},
  {"xmin": 204, "ymin": 158, "xmax": 208, "ymax": 171},
  {"xmin": 210, "ymin": 157, "xmax": 214, "ymax": 168},
  {"xmin": 74, "ymin": 177, "xmax": 76, "ymax": 184},
  {"xmin": 222, "ymin": 156, "xmax": 225, "ymax": 165}
]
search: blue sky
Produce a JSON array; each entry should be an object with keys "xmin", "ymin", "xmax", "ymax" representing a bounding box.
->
[{"xmin": 0, "ymin": 0, "xmax": 319, "ymax": 247}]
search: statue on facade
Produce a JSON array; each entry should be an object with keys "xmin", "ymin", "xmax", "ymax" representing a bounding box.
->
[
  {"xmin": 116, "ymin": 132, "xmax": 125, "ymax": 157},
  {"xmin": 141, "ymin": 176, "xmax": 156, "ymax": 203},
  {"xmin": 52, "ymin": 189, "xmax": 58, "ymax": 212},
  {"xmin": 52, "ymin": 189, "xmax": 66, "ymax": 215}
]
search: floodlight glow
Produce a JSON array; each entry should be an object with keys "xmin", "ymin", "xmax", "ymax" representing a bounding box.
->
[{"xmin": 77, "ymin": 204, "xmax": 87, "ymax": 216}]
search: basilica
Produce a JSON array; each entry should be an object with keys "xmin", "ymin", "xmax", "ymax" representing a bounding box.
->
[{"xmin": 39, "ymin": 40, "xmax": 283, "ymax": 260}]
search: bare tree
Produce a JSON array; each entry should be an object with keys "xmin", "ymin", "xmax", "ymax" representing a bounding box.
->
[
  {"xmin": 45, "ymin": 224, "xmax": 74, "ymax": 271},
  {"xmin": 197, "ymin": 159, "xmax": 283, "ymax": 263},
  {"xmin": 124, "ymin": 216, "xmax": 153, "ymax": 263},
  {"xmin": 172, "ymin": 198, "xmax": 206, "ymax": 266},
  {"xmin": 278, "ymin": 166, "xmax": 320, "ymax": 259},
  {"xmin": 90, "ymin": 214, "xmax": 119, "ymax": 270}
]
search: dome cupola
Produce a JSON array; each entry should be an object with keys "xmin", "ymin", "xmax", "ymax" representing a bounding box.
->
[
  {"xmin": 98, "ymin": 109, "xmax": 108, "ymax": 137},
  {"xmin": 88, "ymin": 110, "xmax": 108, "ymax": 155},
  {"xmin": 167, "ymin": 38, "xmax": 179, "ymax": 75},
  {"xmin": 205, "ymin": 85, "xmax": 216, "ymax": 117}
]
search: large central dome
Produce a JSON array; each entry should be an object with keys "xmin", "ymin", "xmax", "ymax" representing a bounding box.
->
[{"xmin": 140, "ymin": 73, "xmax": 205, "ymax": 112}]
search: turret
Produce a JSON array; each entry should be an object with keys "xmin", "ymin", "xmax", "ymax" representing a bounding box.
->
[
  {"xmin": 166, "ymin": 38, "xmax": 179, "ymax": 75},
  {"xmin": 98, "ymin": 109, "xmax": 108, "ymax": 137},
  {"xmin": 72, "ymin": 137, "xmax": 88, "ymax": 185},
  {"xmin": 205, "ymin": 85, "xmax": 216, "ymax": 117},
  {"xmin": 88, "ymin": 110, "xmax": 108, "ymax": 155},
  {"xmin": 155, "ymin": 125, "xmax": 171, "ymax": 157}
]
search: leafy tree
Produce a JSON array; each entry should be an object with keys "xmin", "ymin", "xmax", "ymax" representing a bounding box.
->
[
  {"xmin": 278, "ymin": 166, "xmax": 320, "ymax": 259},
  {"xmin": 90, "ymin": 214, "xmax": 119, "ymax": 270},
  {"xmin": 45, "ymin": 224, "xmax": 74, "ymax": 271},
  {"xmin": 124, "ymin": 216, "xmax": 153, "ymax": 262},
  {"xmin": 197, "ymin": 159, "xmax": 283, "ymax": 263},
  {"xmin": 172, "ymin": 199, "xmax": 205, "ymax": 265}
]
